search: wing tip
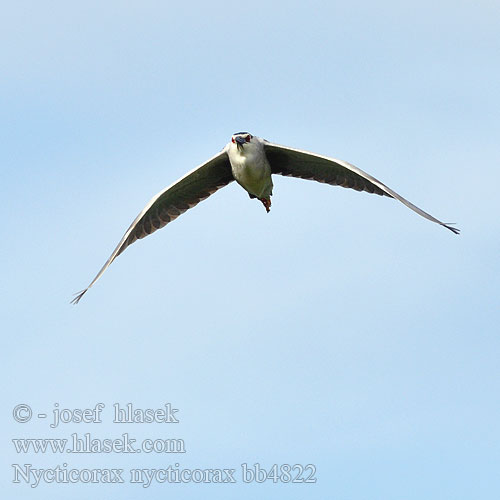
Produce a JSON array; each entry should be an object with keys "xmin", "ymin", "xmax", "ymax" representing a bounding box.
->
[
  {"xmin": 443, "ymin": 223, "xmax": 460, "ymax": 235},
  {"xmin": 70, "ymin": 289, "xmax": 88, "ymax": 305}
]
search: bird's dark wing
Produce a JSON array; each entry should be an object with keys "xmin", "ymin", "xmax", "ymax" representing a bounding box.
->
[
  {"xmin": 72, "ymin": 150, "xmax": 233, "ymax": 304},
  {"xmin": 265, "ymin": 142, "xmax": 459, "ymax": 234}
]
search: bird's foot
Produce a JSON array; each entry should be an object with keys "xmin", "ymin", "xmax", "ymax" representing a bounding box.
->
[{"xmin": 260, "ymin": 198, "xmax": 271, "ymax": 213}]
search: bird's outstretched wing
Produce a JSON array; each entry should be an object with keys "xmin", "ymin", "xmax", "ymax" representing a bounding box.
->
[
  {"xmin": 72, "ymin": 151, "xmax": 233, "ymax": 304},
  {"xmin": 265, "ymin": 142, "xmax": 459, "ymax": 234}
]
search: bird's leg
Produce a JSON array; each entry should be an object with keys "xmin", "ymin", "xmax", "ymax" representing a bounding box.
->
[{"xmin": 259, "ymin": 197, "xmax": 271, "ymax": 213}]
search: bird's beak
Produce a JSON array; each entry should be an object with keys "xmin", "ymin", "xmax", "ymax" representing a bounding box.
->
[{"xmin": 235, "ymin": 136, "xmax": 246, "ymax": 149}]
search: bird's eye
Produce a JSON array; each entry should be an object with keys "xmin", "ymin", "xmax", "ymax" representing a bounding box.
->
[
  {"xmin": 246, "ymin": 135, "xmax": 251, "ymax": 142},
  {"xmin": 232, "ymin": 137, "xmax": 235, "ymax": 143}
]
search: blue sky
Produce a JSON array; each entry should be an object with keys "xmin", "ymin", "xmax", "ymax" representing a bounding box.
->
[{"xmin": 2, "ymin": 1, "xmax": 499, "ymax": 499}]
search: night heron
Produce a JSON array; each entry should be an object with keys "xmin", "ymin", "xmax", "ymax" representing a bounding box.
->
[{"xmin": 72, "ymin": 132, "xmax": 459, "ymax": 303}]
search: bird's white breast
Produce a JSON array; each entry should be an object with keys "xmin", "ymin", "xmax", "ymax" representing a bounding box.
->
[{"xmin": 227, "ymin": 140, "xmax": 273, "ymax": 199}]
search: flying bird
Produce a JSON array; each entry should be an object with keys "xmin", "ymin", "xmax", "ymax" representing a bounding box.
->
[{"xmin": 72, "ymin": 132, "xmax": 459, "ymax": 303}]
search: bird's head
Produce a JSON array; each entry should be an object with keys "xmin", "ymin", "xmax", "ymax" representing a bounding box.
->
[{"xmin": 231, "ymin": 132, "xmax": 253, "ymax": 151}]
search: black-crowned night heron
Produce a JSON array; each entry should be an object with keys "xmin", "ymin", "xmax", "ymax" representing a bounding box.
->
[{"xmin": 72, "ymin": 132, "xmax": 459, "ymax": 303}]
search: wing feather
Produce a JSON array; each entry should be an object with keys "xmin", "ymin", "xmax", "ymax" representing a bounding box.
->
[
  {"xmin": 265, "ymin": 142, "xmax": 459, "ymax": 234},
  {"xmin": 72, "ymin": 150, "xmax": 233, "ymax": 304}
]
